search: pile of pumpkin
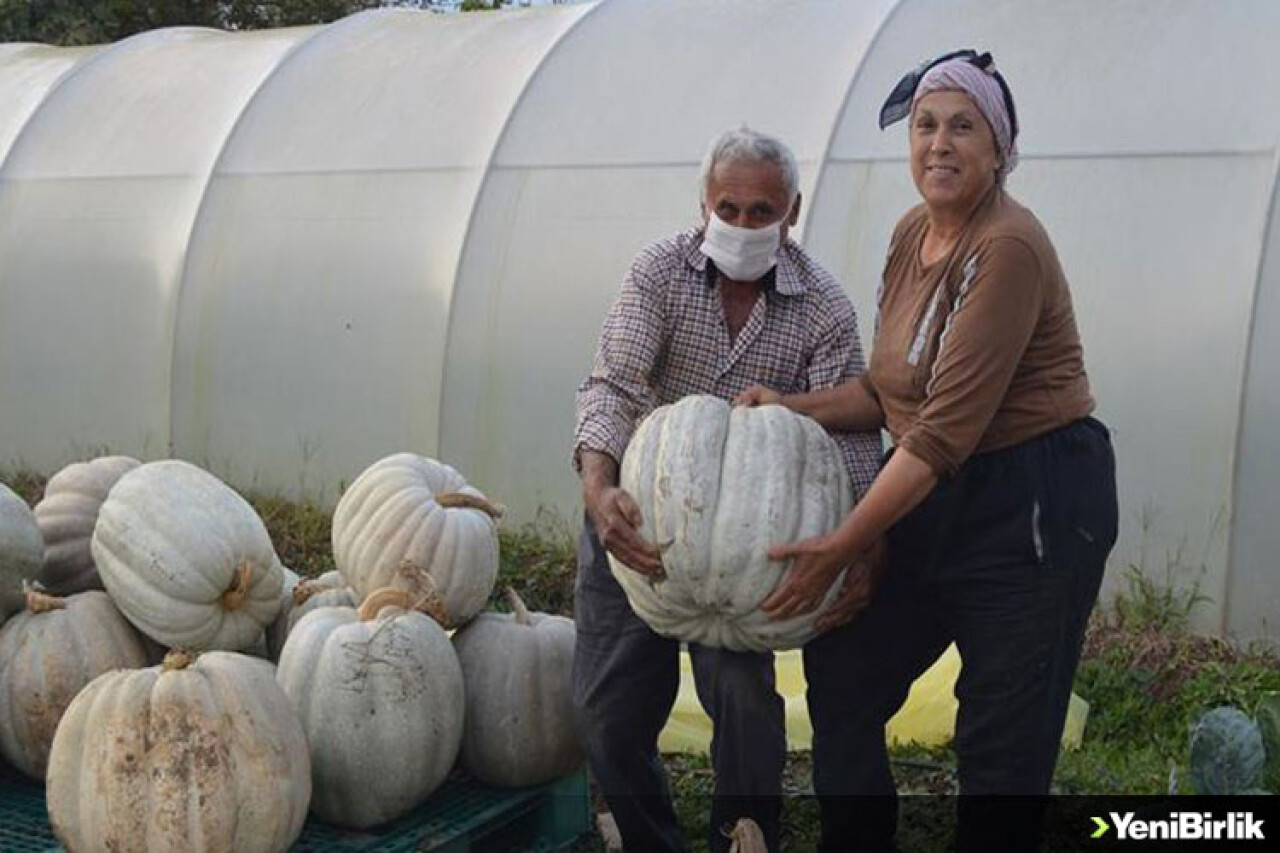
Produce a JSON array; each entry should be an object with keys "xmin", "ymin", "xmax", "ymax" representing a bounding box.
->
[{"xmin": 0, "ymin": 453, "xmax": 581, "ymax": 852}]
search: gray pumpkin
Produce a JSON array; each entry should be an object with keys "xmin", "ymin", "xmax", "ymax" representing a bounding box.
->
[
  {"xmin": 276, "ymin": 586, "xmax": 463, "ymax": 829},
  {"xmin": 47, "ymin": 650, "xmax": 311, "ymax": 852},
  {"xmin": 332, "ymin": 454, "xmax": 502, "ymax": 628},
  {"xmin": 34, "ymin": 456, "xmax": 140, "ymax": 595},
  {"xmin": 613, "ymin": 396, "xmax": 852, "ymax": 651},
  {"xmin": 452, "ymin": 587, "xmax": 582, "ymax": 787},
  {"xmin": 0, "ymin": 483, "xmax": 43, "ymax": 623},
  {"xmin": 0, "ymin": 588, "xmax": 149, "ymax": 779},
  {"xmin": 91, "ymin": 460, "xmax": 285, "ymax": 651}
]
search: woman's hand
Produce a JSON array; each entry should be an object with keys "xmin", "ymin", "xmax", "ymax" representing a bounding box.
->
[
  {"xmin": 761, "ymin": 532, "xmax": 854, "ymax": 620},
  {"xmin": 815, "ymin": 539, "xmax": 887, "ymax": 632},
  {"xmin": 733, "ymin": 385, "xmax": 782, "ymax": 407}
]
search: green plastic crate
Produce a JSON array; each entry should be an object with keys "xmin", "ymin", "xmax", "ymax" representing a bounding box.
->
[
  {"xmin": 0, "ymin": 763, "xmax": 53, "ymax": 853},
  {"xmin": 0, "ymin": 760, "xmax": 589, "ymax": 852}
]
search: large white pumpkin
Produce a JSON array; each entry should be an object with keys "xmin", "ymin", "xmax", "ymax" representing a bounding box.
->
[
  {"xmin": 91, "ymin": 460, "xmax": 285, "ymax": 651},
  {"xmin": 34, "ymin": 455, "xmax": 141, "ymax": 595},
  {"xmin": 332, "ymin": 453, "xmax": 502, "ymax": 627},
  {"xmin": 276, "ymin": 586, "xmax": 464, "ymax": 829},
  {"xmin": 0, "ymin": 482, "xmax": 43, "ymax": 623},
  {"xmin": 0, "ymin": 589, "xmax": 149, "ymax": 779},
  {"xmin": 46, "ymin": 650, "xmax": 311, "ymax": 853},
  {"xmin": 613, "ymin": 395, "xmax": 853, "ymax": 651},
  {"xmin": 452, "ymin": 588, "xmax": 582, "ymax": 787}
]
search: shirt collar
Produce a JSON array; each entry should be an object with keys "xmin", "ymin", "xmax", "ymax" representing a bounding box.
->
[{"xmin": 685, "ymin": 226, "xmax": 807, "ymax": 297}]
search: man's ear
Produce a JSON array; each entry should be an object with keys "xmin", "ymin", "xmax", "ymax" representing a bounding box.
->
[
  {"xmin": 788, "ymin": 193, "xmax": 802, "ymax": 226},
  {"xmin": 699, "ymin": 199, "xmax": 709, "ymax": 224}
]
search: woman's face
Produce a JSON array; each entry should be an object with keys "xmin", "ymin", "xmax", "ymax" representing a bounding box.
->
[{"xmin": 909, "ymin": 90, "xmax": 1000, "ymax": 220}]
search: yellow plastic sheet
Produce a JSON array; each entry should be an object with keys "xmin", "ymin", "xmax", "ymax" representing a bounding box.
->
[{"xmin": 658, "ymin": 644, "xmax": 1088, "ymax": 753}]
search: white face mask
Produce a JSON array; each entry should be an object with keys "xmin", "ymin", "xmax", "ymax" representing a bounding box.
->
[{"xmin": 700, "ymin": 212, "xmax": 784, "ymax": 282}]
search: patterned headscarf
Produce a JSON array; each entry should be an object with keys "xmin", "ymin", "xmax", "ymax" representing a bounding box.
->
[{"xmin": 912, "ymin": 58, "xmax": 1018, "ymax": 180}]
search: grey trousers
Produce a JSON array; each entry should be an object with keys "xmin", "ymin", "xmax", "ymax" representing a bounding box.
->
[{"xmin": 571, "ymin": 515, "xmax": 785, "ymax": 853}]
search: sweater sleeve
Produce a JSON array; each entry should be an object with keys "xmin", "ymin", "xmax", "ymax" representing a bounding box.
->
[{"xmin": 896, "ymin": 237, "xmax": 1044, "ymax": 476}]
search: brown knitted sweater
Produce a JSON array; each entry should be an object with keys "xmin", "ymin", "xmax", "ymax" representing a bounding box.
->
[{"xmin": 861, "ymin": 189, "xmax": 1095, "ymax": 476}]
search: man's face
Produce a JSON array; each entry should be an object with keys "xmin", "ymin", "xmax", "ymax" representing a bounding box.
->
[{"xmin": 701, "ymin": 159, "xmax": 799, "ymax": 242}]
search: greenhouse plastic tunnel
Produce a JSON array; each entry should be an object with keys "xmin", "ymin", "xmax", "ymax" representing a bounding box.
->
[{"xmin": 1, "ymin": 0, "xmax": 1278, "ymax": 642}]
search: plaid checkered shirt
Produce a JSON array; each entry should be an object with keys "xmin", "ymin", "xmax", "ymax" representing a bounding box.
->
[{"xmin": 573, "ymin": 226, "xmax": 881, "ymax": 500}]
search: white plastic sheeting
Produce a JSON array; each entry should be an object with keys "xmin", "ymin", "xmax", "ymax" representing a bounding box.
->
[
  {"xmin": 803, "ymin": 0, "xmax": 1280, "ymax": 639},
  {"xmin": 171, "ymin": 7, "xmax": 589, "ymax": 503},
  {"xmin": 0, "ymin": 26, "xmax": 311, "ymax": 468},
  {"xmin": 442, "ymin": 0, "xmax": 896, "ymax": 529},
  {"xmin": 0, "ymin": 44, "xmax": 100, "ymax": 155},
  {"xmin": 0, "ymin": 0, "xmax": 1277, "ymax": 641}
]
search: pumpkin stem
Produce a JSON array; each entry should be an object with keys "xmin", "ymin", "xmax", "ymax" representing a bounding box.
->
[
  {"xmin": 391, "ymin": 562, "xmax": 451, "ymax": 627},
  {"xmin": 25, "ymin": 586, "xmax": 67, "ymax": 614},
  {"xmin": 408, "ymin": 591, "xmax": 450, "ymax": 628},
  {"xmin": 162, "ymin": 649, "xmax": 196, "ymax": 672},
  {"xmin": 292, "ymin": 576, "xmax": 342, "ymax": 607},
  {"xmin": 358, "ymin": 587, "xmax": 413, "ymax": 621},
  {"xmin": 435, "ymin": 491, "xmax": 505, "ymax": 520},
  {"xmin": 359, "ymin": 577, "xmax": 450, "ymax": 627},
  {"xmin": 504, "ymin": 587, "xmax": 532, "ymax": 626},
  {"xmin": 220, "ymin": 562, "xmax": 255, "ymax": 612}
]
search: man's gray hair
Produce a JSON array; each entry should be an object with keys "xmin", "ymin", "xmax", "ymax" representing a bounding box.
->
[{"xmin": 699, "ymin": 126, "xmax": 801, "ymax": 203}]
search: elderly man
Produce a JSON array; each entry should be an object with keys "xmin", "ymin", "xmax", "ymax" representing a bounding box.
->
[{"xmin": 572, "ymin": 126, "xmax": 881, "ymax": 853}]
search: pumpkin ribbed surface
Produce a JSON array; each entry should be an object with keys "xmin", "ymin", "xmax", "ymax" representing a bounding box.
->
[
  {"xmin": 332, "ymin": 453, "xmax": 500, "ymax": 627},
  {"xmin": 288, "ymin": 585, "xmax": 359, "ymax": 634},
  {"xmin": 613, "ymin": 396, "xmax": 852, "ymax": 651},
  {"xmin": 91, "ymin": 460, "xmax": 285, "ymax": 651},
  {"xmin": 0, "ymin": 590, "xmax": 148, "ymax": 779},
  {"xmin": 46, "ymin": 651, "xmax": 310, "ymax": 853},
  {"xmin": 34, "ymin": 456, "xmax": 140, "ymax": 595},
  {"xmin": 266, "ymin": 571, "xmax": 358, "ymax": 661},
  {"xmin": 452, "ymin": 589, "xmax": 582, "ymax": 787},
  {"xmin": 276, "ymin": 598, "xmax": 464, "ymax": 828}
]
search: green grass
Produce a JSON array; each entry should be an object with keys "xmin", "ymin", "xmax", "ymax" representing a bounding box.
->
[
  {"xmin": 492, "ymin": 519, "xmax": 578, "ymax": 616},
  {"xmin": 3, "ymin": 469, "xmax": 44, "ymax": 506},
  {"xmin": 1059, "ymin": 617, "xmax": 1280, "ymax": 796},
  {"xmin": 4, "ymin": 467, "xmax": 1278, "ymax": 849},
  {"xmin": 251, "ymin": 494, "xmax": 337, "ymax": 578}
]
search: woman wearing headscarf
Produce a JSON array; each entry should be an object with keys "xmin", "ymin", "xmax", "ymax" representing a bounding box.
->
[{"xmin": 736, "ymin": 51, "xmax": 1117, "ymax": 851}]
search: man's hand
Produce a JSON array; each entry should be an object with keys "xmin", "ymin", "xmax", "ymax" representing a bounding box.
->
[
  {"xmin": 733, "ymin": 385, "xmax": 782, "ymax": 408},
  {"xmin": 760, "ymin": 532, "xmax": 849, "ymax": 620},
  {"xmin": 585, "ymin": 485, "xmax": 664, "ymax": 578},
  {"xmin": 815, "ymin": 538, "xmax": 887, "ymax": 632}
]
